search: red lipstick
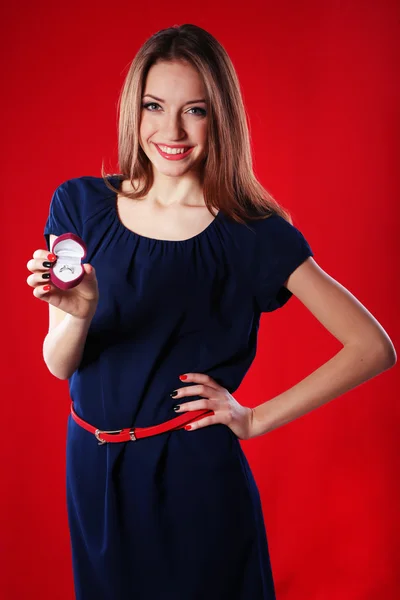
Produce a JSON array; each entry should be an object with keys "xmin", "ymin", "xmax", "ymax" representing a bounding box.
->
[{"xmin": 154, "ymin": 144, "xmax": 194, "ymax": 161}]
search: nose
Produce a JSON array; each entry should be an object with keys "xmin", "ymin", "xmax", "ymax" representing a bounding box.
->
[{"xmin": 161, "ymin": 112, "xmax": 186, "ymax": 141}]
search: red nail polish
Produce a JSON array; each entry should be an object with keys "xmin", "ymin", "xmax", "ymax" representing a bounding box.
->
[
  {"xmin": 43, "ymin": 285, "xmax": 51, "ymax": 291},
  {"xmin": 184, "ymin": 425, "xmax": 191, "ymax": 430},
  {"xmin": 179, "ymin": 374, "xmax": 188, "ymax": 380},
  {"xmin": 47, "ymin": 253, "xmax": 56, "ymax": 262}
]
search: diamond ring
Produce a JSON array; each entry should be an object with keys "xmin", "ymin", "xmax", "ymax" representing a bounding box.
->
[{"xmin": 59, "ymin": 264, "xmax": 75, "ymax": 274}]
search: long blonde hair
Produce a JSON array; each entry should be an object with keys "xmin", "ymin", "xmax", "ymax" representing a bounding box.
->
[{"xmin": 101, "ymin": 24, "xmax": 293, "ymax": 225}]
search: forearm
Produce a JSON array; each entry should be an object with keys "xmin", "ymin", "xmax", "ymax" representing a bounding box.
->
[
  {"xmin": 43, "ymin": 314, "xmax": 94, "ymax": 380},
  {"xmin": 252, "ymin": 341, "xmax": 396, "ymax": 437}
]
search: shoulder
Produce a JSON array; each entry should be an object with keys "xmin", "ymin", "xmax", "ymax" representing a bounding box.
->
[
  {"xmin": 52, "ymin": 175, "xmax": 119, "ymax": 219},
  {"xmin": 247, "ymin": 212, "xmax": 313, "ymax": 256},
  {"xmin": 55, "ymin": 175, "xmax": 117, "ymax": 196},
  {"xmin": 44, "ymin": 175, "xmax": 121, "ymax": 250},
  {"xmin": 250, "ymin": 212, "xmax": 305, "ymax": 235},
  {"xmin": 250, "ymin": 212, "xmax": 315, "ymax": 312}
]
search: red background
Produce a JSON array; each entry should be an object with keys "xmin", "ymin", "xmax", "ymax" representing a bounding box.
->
[{"xmin": 2, "ymin": 1, "xmax": 399, "ymax": 598}]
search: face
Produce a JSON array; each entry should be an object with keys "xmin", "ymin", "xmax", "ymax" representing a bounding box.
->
[{"xmin": 139, "ymin": 60, "xmax": 209, "ymax": 178}]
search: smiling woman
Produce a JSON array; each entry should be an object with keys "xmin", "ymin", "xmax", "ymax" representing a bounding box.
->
[
  {"xmin": 100, "ymin": 24, "xmax": 290, "ymax": 225},
  {"xmin": 136, "ymin": 61, "xmax": 209, "ymax": 178},
  {"xmin": 35, "ymin": 21, "xmax": 396, "ymax": 600}
]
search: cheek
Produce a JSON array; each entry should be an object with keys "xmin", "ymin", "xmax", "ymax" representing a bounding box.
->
[
  {"xmin": 196, "ymin": 122, "xmax": 208, "ymax": 144},
  {"xmin": 139, "ymin": 118, "xmax": 154, "ymax": 142}
]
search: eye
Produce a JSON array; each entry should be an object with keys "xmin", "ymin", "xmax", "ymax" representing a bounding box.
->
[
  {"xmin": 142, "ymin": 102, "xmax": 161, "ymax": 111},
  {"xmin": 187, "ymin": 107, "xmax": 207, "ymax": 116},
  {"xmin": 142, "ymin": 102, "xmax": 207, "ymax": 116}
]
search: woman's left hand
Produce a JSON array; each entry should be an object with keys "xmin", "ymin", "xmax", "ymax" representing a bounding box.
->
[{"xmin": 171, "ymin": 372, "xmax": 256, "ymax": 440}]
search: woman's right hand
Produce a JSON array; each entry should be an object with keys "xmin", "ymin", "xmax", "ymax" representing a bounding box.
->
[{"xmin": 26, "ymin": 249, "xmax": 99, "ymax": 320}]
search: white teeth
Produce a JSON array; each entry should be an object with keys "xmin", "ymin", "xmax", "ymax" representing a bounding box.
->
[{"xmin": 158, "ymin": 145, "xmax": 189, "ymax": 155}]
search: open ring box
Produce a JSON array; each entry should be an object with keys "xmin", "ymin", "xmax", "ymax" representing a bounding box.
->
[{"xmin": 49, "ymin": 233, "xmax": 87, "ymax": 290}]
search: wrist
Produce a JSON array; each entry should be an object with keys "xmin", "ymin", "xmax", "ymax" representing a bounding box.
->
[
  {"xmin": 251, "ymin": 404, "xmax": 273, "ymax": 438},
  {"xmin": 66, "ymin": 309, "xmax": 96, "ymax": 326}
]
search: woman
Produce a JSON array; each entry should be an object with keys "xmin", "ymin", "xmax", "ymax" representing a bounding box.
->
[{"xmin": 26, "ymin": 24, "xmax": 396, "ymax": 600}]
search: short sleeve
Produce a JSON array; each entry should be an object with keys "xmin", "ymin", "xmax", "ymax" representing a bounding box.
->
[
  {"xmin": 254, "ymin": 214, "xmax": 314, "ymax": 312},
  {"xmin": 43, "ymin": 181, "xmax": 81, "ymax": 252}
]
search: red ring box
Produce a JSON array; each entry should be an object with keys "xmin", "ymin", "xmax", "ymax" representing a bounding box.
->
[{"xmin": 49, "ymin": 233, "xmax": 87, "ymax": 290}]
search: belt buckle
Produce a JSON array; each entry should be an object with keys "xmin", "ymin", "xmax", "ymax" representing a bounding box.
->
[{"xmin": 94, "ymin": 428, "xmax": 137, "ymax": 445}]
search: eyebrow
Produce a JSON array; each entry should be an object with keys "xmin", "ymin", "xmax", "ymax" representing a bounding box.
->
[{"xmin": 142, "ymin": 94, "xmax": 207, "ymax": 105}]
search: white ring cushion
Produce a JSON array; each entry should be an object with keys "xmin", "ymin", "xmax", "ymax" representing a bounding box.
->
[{"xmin": 53, "ymin": 238, "xmax": 85, "ymax": 283}]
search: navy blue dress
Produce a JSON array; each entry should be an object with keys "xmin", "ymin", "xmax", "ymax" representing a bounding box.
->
[{"xmin": 43, "ymin": 175, "xmax": 314, "ymax": 600}]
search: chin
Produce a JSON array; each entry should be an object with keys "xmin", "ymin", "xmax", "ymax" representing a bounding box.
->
[{"xmin": 155, "ymin": 165, "xmax": 193, "ymax": 177}]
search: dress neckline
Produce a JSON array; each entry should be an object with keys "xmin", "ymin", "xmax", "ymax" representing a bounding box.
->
[{"xmin": 109, "ymin": 175, "xmax": 222, "ymax": 244}]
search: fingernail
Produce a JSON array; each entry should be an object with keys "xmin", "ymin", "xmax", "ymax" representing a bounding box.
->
[
  {"xmin": 47, "ymin": 253, "xmax": 56, "ymax": 261},
  {"xmin": 170, "ymin": 390, "xmax": 178, "ymax": 397},
  {"xmin": 42, "ymin": 261, "xmax": 53, "ymax": 268},
  {"xmin": 173, "ymin": 405, "xmax": 180, "ymax": 411},
  {"xmin": 179, "ymin": 374, "xmax": 188, "ymax": 380},
  {"xmin": 43, "ymin": 285, "xmax": 51, "ymax": 291},
  {"xmin": 184, "ymin": 425, "xmax": 191, "ymax": 430},
  {"xmin": 42, "ymin": 273, "xmax": 50, "ymax": 279}
]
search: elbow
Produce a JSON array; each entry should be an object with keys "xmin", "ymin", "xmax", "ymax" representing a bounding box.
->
[
  {"xmin": 44, "ymin": 362, "xmax": 71, "ymax": 381},
  {"xmin": 366, "ymin": 337, "xmax": 397, "ymax": 370},
  {"xmin": 380, "ymin": 342, "xmax": 397, "ymax": 369},
  {"xmin": 43, "ymin": 345, "xmax": 74, "ymax": 380},
  {"xmin": 43, "ymin": 356, "xmax": 73, "ymax": 380},
  {"xmin": 374, "ymin": 332, "xmax": 397, "ymax": 368},
  {"xmin": 348, "ymin": 336, "xmax": 397, "ymax": 371},
  {"xmin": 53, "ymin": 370, "xmax": 73, "ymax": 381}
]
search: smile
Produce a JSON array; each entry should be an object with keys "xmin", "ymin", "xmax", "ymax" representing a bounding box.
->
[{"xmin": 154, "ymin": 144, "xmax": 194, "ymax": 161}]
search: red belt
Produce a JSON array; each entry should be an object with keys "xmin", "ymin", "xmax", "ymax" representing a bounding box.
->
[{"xmin": 70, "ymin": 402, "xmax": 215, "ymax": 445}]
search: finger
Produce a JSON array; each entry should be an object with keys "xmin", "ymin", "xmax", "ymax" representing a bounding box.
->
[
  {"xmin": 173, "ymin": 398, "xmax": 215, "ymax": 413},
  {"xmin": 83, "ymin": 263, "xmax": 94, "ymax": 275},
  {"xmin": 185, "ymin": 414, "xmax": 217, "ymax": 431},
  {"xmin": 26, "ymin": 271, "xmax": 52, "ymax": 288},
  {"xmin": 171, "ymin": 383, "xmax": 216, "ymax": 400},
  {"xmin": 32, "ymin": 250, "xmax": 57, "ymax": 261},
  {"xmin": 179, "ymin": 372, "xmax": 222, "ymax": 391},
  {"xmin": 32, "ymin": 282, "xmax": 53, "ymax": 300},
  {"xmin": 82, "ymin": 263, "xmax": 98, "ymax": 281},
  {"xmin": 26, "ymin": 256, "xmax": 57, "ymax": 273}
]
